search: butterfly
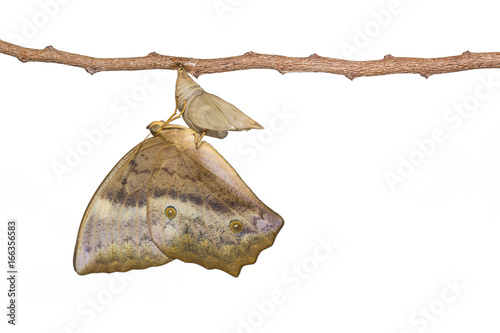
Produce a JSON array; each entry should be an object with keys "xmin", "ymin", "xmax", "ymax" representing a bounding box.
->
[
  {"xmin": 172, "ymin": 68, "xmax": 263, "ymax": 141},
  {"xmin": 73, "ymin": 121, "xmax": 284, "ymax": 277}
]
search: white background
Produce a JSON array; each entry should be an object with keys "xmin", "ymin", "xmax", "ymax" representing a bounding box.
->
[{"xmin": 1, "ymin": 0, "xmax": 500, "ymax": 332}]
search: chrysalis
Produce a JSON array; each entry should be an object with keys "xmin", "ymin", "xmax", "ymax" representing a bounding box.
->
[{"xmin": 174, "ymin": 68, "xmax": 263, "ymax": 139}]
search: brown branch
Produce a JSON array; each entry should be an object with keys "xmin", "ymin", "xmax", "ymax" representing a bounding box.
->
[{"xmin": 1, "ymin": 38, "xmax": 500, "ymax": 79}]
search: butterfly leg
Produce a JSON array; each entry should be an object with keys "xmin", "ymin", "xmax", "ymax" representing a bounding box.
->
[
  {"xmin": 165, "ymin": 97, "xmax": 180, "ymax": 123},
  {"xmin": 164, "ymin": 99, "xmax": 187, "ymax": 126},
  {"xmin": 194, "ymin": 130, "xmax": 208, "ymax": 148}
]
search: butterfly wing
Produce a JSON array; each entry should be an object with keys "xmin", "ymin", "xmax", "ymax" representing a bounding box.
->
[
  {"xmin": 75, "ymin": 125, "xmax": 284, "ymax": 277},
  {"xmin": 147, "ymin": 127, "xmax": 284, "ymax": 277},
  {"xmin": 73, "ymin": 137, "xmax": 174, "ymax": 275}
]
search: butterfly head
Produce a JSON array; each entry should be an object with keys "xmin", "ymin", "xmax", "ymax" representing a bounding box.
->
[{"xmin": 146, "ymin": 121, "xmax": 166, "ymax": 135}]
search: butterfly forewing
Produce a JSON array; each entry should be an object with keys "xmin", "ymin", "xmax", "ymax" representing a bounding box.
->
[{"xmin": 73, "ymin": 139, "xmax": 174, "ymax": 275}]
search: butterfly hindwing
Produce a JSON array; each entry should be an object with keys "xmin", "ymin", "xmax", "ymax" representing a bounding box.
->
[{"xmin": 146, "ymin": 127, "xmax": 284, "ymax": 276}]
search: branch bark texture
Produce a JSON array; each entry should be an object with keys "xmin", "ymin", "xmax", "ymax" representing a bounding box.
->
[{"xmin": 1, "ymin": 39, "xmax": 500, "ymax": 79}]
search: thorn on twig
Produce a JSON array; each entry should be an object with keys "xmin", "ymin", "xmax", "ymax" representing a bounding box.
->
[
  {"xmin": 276, "ymin": 67, "xmax": 286, "ymax": 75},
  {"xmin": 462, "ymin": 50, "xmax": 471, "ymax": 55},
  {"xmin": 384, "ymin": 54, "xmax": 394, "ymax": 60},
  {"xmin": 245, "ymin": 51, "xmax": 256, "ymax": 56},
  {"xmin": 148, "ymin": 51, "xmax": 159, "ymax": 57},
  {"xmin": 420, "ymin": 72, "xmax": 431, "ymax": 79},
  {"xmin": 44, "ymin": 45, "xmax": 56, "ymax": 51},
  {"xmin": 309, "ymin": 53, "xmax": 320, "ymax": 58},
  {"xmin": 85, "ymin": 67, "xmax": 98, "ymax": 75},
  {"xmin": 345, "ymin": 72, "xmax": 355, "ymax": 81}
]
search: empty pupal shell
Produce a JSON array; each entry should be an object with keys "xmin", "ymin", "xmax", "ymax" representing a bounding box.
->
[{"xmin": 175, "ymin": 68, "xmax": 263, "ymax": 139}]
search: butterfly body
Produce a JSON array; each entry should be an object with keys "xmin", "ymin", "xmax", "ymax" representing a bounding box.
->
[{"xmin": 74, "ymin": 123, "xmax": 283, "ymax": 277}]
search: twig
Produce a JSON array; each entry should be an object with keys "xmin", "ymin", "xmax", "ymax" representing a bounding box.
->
[{"xmin": 1, "ymin": 39, "xmax": 500, "ymax": 79}]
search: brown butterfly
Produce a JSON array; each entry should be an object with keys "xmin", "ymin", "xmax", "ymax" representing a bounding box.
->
[
  {"xmin": 172, "ymin": 68, "xmax": 263, "ymax": 141},
  {"xmin": 73, "ymin": 122, "xmax": 283, "ymax": 277}
]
